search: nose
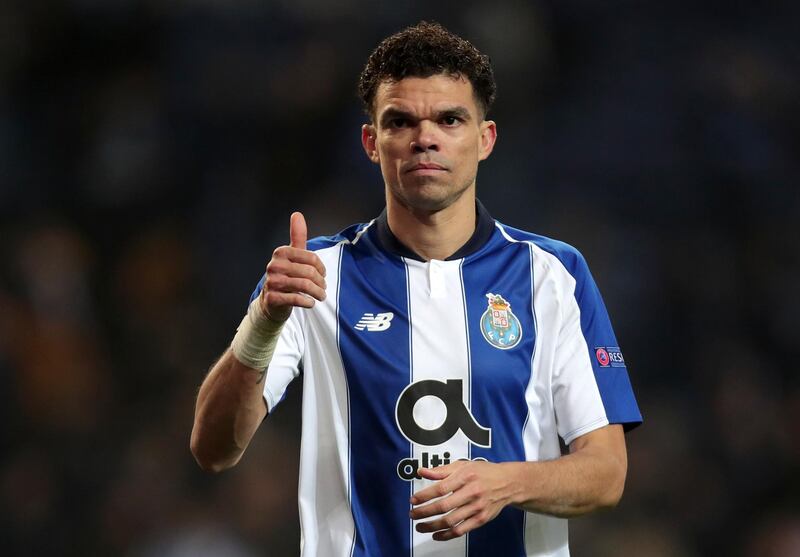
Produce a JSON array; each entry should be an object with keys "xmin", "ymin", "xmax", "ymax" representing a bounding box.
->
[{"xmin": 410, "ymin": 120, "xmax": 439, "ymax": 153}]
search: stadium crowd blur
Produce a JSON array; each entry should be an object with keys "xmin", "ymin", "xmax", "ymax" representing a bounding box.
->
[{"xmin": 1, "ymin": 1, "xmax": 798, "ymax": 555}]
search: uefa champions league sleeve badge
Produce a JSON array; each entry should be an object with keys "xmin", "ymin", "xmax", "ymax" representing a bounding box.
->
[{"xmin": 480, "ymin": 293, "xmax": 522, "ymax": 350}]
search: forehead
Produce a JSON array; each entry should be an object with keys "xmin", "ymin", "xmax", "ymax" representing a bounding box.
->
[{"xmin": 373, "ymin": 74, "xmax": 479, "ymax": 116}]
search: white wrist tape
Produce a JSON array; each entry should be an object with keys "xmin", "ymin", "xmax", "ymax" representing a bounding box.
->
[{"xmin": 230, "ymin": 298, "xmax": 285, "ymax": 370}]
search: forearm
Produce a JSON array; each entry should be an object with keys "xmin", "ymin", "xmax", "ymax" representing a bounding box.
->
[
  {"xmin": 190, "ymin": 212, "xmax": 325, "ymax": 473},
  {"xmin": 504, "ymin": 429, "xmax": 627, "ymax": 517},
  {"xmin": 190, "ymin": 349, "xmax": 267, "ymax": 472}
]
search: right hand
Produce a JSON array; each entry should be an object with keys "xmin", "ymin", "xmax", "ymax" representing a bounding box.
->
[{"xmin": 259, "ymin": 212, "xmax": 327, "ymax": 323}]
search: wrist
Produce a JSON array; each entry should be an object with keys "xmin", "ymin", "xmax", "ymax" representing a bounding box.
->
[
  {"xmin": 230, "ymin": 297, "xmax": 285, "ymax": 371},
  {"xmin": 501, "ymin": 461, "xmax": 538, "ymax": 507},
  {"xmin": 252, "ymin": 296, "xmax": 286, "ymax": 332}
]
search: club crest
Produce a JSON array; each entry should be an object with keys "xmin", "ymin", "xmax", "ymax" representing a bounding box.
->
[{"xmin": 480, "ymin": 293, "xmax": 522, "ymax": 350}]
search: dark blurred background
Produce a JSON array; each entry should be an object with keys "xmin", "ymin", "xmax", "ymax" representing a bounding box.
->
[{"xmin": 1, "ymin": 1, "xmax": 798, "ymax": 555}]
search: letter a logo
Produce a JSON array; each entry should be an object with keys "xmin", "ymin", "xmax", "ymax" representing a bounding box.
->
[{"xmin": 395, "ymin": 379, "xmax": 491, "ymax": 448}]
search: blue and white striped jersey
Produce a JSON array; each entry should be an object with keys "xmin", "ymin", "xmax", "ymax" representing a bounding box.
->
[{"xmin": 249, "ymin": 201, "xmax": 641, "ymax": 557}]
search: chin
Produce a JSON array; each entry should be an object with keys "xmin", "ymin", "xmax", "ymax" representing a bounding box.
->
[
  {"xmin": 389, "ymin": 176, "xmax": 473, "ymax": 213},
  {"xmin": 398, "ymin": 188, "xmax": 465, "ymax": 213}
]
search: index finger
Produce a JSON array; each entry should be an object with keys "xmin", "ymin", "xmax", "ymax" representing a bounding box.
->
[
  {"xmin": 411, "ymin": 477, "xmax": 464, "ymax": 506},
  {"xmin": 411, "ymin": 464, "xmax": 460, "ymax": 504},
  {"xmin": 283, "ymin": 247, "xmax": 327, "ymax": 279}
]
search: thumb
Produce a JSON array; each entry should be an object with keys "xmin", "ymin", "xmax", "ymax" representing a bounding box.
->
[
  {"xmin": 290, "ymin": 211, "xmax": 307, "ymax": 250},
  {"xmin": 417, "ymin": 464, "xmax": 452, "ymax": 480}
]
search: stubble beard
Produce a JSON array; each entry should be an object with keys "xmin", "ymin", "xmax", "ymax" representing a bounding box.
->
[{"xmin": 389, "ymin": 172, "xmax": 477, "ymax": 214}]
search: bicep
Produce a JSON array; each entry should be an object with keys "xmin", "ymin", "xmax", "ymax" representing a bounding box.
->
[
  {"xmin": 565, "ymin": 424, "xmax": 629, "ymax": 508},
  {"xmin": 569, "ymin": 424, "xmax": 627, "ymax": 471}
]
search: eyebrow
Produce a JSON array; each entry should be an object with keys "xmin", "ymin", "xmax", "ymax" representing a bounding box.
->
[
  {"xmin": 437, "ymin": 107, "xmax": 472, "ymax": 122},
  {"xmin": 378, "ymin": 106, "xmax": 473, "ymax": 127}
]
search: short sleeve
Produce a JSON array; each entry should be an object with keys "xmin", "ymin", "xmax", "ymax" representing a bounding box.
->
[
  {"xmin": 554, "ymin": 251, "xmax": 642, "ymax": 439},
  {"xmin": 552, "ymin": 279, "xmax": 610, "ymax": 445},
  {"xmin": 248, "ymin": 275, "xmax": 304, "ymax": 413}
]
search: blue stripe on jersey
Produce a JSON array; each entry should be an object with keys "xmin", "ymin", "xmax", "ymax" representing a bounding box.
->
[
  {"xmin": 337, "ymin": 231, "xmax": 412, "ymax": 557},
  {"xmin": 461, "ymin": 231, "xmax": 534, "ymax": 557},
  {"xmin": 501, "ymin": 225, "xmax": 643, "ymax": 429}
]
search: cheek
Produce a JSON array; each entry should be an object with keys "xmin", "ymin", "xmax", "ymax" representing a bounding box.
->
[
  {"xmin": 377, "ymin": 140, "xmax": 404, "ymax": 167},
  {"xmin": 454, "ymin": 139, "xmax": 480, "ymax": 164},
  {"xmin": 375, "ymin": 145, "xmax": 399, "ymax": 183},
  {"xmin": 451, "ymin": 131, "xmax": 479, "ymax": 152}
]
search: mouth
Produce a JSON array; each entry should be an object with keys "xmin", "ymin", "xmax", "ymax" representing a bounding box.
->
[{"xmin": 405, "ymin": 162, "xmax": 448, "ymax": 175}]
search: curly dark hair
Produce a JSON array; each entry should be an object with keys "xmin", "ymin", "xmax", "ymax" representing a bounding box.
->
[{"xmin": 358, "ymin": 21, "xmax": 496, "ymax": 121}]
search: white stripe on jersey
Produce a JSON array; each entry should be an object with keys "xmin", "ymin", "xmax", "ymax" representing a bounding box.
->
[
  {"xmin": 496, "ymin": 222, "xmax": 606, "ymax": 556},
  {"xmin": 271, "ymin": 241, "xmax": 354, "ymax": 556},
  {"xmin": 404, "ymin": 257, "xmax": 471, "ymax": 557}
]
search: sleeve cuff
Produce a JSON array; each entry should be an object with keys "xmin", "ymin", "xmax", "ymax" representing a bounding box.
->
[{"xmin": 562, "ymin": 416, "xmax": 609, "ymax": 446}]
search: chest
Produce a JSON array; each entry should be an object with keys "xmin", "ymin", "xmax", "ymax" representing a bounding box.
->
[{"xmin": 332, "ymin": 249, "xmax": 537, "ymax": 402}]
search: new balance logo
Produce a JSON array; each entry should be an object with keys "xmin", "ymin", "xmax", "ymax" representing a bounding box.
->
[{"xmin": 355, "ymin": 312, "xmax": 394, "ymax": 332}]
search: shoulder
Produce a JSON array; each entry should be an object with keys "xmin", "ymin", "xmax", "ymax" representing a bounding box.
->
[
  {"xmin": 304, "ymin": 220, "xmax": 378, "ymax": 269},
  {"xmin": 306, "ymin": 221, "xmax": 370, "ymax": 251},
  {"xmin": 494, "ymin": 221, "xmax": 590, "ymax": 280}
]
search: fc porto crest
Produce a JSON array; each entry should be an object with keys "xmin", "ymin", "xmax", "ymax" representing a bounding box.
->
[{"xmin": 480, "ymin": 293, "xmax": 522, "ymax": 350}]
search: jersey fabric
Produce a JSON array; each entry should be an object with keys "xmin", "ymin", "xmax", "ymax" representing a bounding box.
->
[{"xmin": 248, "ymin": 201, "xmax": 642, "ymax": 557}]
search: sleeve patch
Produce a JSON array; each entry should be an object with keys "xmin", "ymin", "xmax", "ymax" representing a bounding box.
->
[{"xmin": 594, "ymin": 346, "xmax": 626, "ymax": 368}]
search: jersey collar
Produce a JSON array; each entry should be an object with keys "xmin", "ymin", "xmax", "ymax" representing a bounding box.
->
[{"xmin": 373, "ymin": 199, "xmax": 495, "ymax": 262}]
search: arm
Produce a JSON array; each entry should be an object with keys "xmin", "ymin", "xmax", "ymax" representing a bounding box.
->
[
  {"xmin": 190, "ymin": 349, "xmax": 269, "ymax": 472},
  {"xmin": 190, "ymin": 212, "xmax": 326, "ymax": 473},
  {"xmin": 410, "ymin": 424, "xmax": 627, "ymax": 541},
  {"xmin": 510, "ymin": 423, "xmax": 627, "ymax": 516}
]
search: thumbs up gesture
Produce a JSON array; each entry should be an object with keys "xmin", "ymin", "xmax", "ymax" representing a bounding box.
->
[{"xmin": 260, "ymin": 212, "xmax": 327, "ymax": 323}]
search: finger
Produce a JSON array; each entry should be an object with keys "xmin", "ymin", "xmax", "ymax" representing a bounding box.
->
[
  {"xmin": 290, "ymin": 211, "xmax": 307, "ymax": 250},
  {"xmin": 263, "ymin": 291, "xmax": 316, "ymax": 310},
  {"xmin": 273, "ymin": 246, "xmax": 327, "ymax": 278},
  {"xmin": 432, "ymin": 513, "xmax": 486, "ymax": 541},
  {"xmin": 268, "ymin": 259, "xmax": 327, "ymax": 290},
  {"xmin": 415, "ymin": 502, "xmax": 480, "ymax": 534},
  {"xmin": 419, "ymin": 459, "xmax": 467, "ymax": 479},
  {"xmin": 411, "ymin": 481, "xmax": 454, "ymax": 506},
  {"xmin": 265, "ymin": 275, "xmax": 327, "ymax": 302},
  {"xmin": 417, "ymin": 465, "xmax": 453, "ymax": 481},
  {"xmin": 411, "ymin": 469, "xmax": 466, "ymax": 505},
  {"xmin": 411, "ymin": 488, "xmax": 474, "ymax": 520}
]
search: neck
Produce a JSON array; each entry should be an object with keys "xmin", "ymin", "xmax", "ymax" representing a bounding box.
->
[{"xmin": 386, "ymin": 190, "xmax": 477, "ymax": 261}]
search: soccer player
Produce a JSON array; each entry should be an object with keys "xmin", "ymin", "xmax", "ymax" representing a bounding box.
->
[{"xmin": 191, "ymin": 21, "xmax": 642, "ymax": 557}]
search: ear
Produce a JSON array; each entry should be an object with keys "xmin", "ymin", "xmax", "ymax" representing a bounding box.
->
[
  {"xmin": 478, "ymin": 120, "xmax": 497, "ymax": 161},
  {"xmin": 361, "ymin": 124, "xmax": 380, "ymax": 164}
]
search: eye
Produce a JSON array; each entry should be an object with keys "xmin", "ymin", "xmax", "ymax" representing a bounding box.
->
[
  {"xmin": 441, "ymin": 115, "xmax": 462, "ymax": 127},
  {"xmin": 388, "ymin": 117, "xmax": 410, "ymax": 129}
]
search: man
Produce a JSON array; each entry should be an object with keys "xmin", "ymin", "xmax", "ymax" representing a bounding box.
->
[{"xmin": 191, "ymin": 21, "xmax": 642, "ymax": 557}]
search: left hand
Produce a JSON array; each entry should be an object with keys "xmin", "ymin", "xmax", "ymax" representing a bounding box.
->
[{"xmin": 409, "ymin": 460, "xmax": 519, "ymax": 541}]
